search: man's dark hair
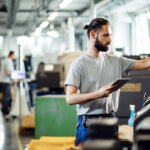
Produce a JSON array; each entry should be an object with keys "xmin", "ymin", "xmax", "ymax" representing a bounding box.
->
[
  {"xmin": 8, "ymin": 51, "xmax": 14, "ymax": 56},
  {"xmin": 84, "ymin": 17, "xmax": 110, "ymax": 39}
]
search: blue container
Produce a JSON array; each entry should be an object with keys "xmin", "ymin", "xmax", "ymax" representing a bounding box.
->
[{"xmin": 128, "ymin": 105, "xmax": 135, "ymax": 127}]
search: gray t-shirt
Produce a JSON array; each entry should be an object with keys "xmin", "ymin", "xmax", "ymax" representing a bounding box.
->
[
  {"xmin": 65, "ymin": 53, "xmax": 136, "ymax": 116},
  {"xmin": 0, "ymin": 58, "xmax": 14, "ymax": 83}
]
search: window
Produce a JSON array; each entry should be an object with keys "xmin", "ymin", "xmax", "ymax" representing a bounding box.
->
[{"xmin": 133, "ymin": 10, "xmax": 150, "ymax": 55}]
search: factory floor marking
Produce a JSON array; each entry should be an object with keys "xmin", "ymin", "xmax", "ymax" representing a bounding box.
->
[{"xmin": 14, "ymin": 119, "xmax": 23, "ymax": 150}]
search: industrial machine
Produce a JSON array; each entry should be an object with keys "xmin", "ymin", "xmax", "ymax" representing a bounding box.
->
[
  {"xmin": 117, "ymin": 70, "xmax": 150, "ymax": 124},
  {"xmin": 82, "ymin": 118, "xmax": 120, "ymax": 150},
  {"xmin": 36, "ymin": 63, "xmax": 64, "ymax": 94},
  {"xmin": 133, "ymin": 103, "xmax": 150, "ymax": 150}
]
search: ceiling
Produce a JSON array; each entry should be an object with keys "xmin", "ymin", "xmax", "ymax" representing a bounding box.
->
[{"xmin": 0, "ymin": 0, "xmax": 150, "ymax": 36}]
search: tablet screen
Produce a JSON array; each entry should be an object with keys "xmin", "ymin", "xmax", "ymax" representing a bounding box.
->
[{"xmin": 111, "ymin": 78, "xmax": 131, "ymax": 90}]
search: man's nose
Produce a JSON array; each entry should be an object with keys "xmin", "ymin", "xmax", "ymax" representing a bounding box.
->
[{"xmin": 108, "ymin": 36, "xmax": 111, "ymax": 43}]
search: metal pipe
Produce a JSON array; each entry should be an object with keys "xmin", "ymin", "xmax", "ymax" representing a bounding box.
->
[
  {"xmin": 74, "ymin": 0, "xmax": 111, "ymax": 25},
  {"xmin": 7, "ymin": 0, "xmax": 20, "ymax": 29},
  {"xmin": 90, "ymin": 0, "xmax": 94, "ymax": 20}
]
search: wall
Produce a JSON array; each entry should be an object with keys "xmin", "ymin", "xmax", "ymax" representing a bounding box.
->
[
  {"xmin": 0, "ymin": 36, "xmax": 18, "ymax": 57},
  {"xmin": 111, "ymin": 12, "xmax": 132, "ymax": 56},
  {"xmin": 0, "ymin": 34, "xmax": 69, "ymax": 73},
  {"xmin": 112, "ymin": 22, "xmax": 131, "ymax": 55}
]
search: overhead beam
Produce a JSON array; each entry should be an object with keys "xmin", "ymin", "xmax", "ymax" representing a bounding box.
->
[
  {"xmin": 7, "ymin": 0, "xmax": 20, "ymax": 29},
  {"xmin": 17, "ymin": 9, "xmax": 37, "ymax": 13},
  {"xmin": 73, "ymin": 0, "xmax": 112, "ymax": 25}
]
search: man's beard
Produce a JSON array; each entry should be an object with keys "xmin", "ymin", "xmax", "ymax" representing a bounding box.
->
[{"xmin": 95, "ymin": 37, "xmax": 110, "ymax": 52}]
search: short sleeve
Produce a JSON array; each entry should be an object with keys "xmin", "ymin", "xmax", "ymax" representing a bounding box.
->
[
  {"xmin": 6, "ymin": 60, "xmax": 14, "ymax": 72},
  {"xmin": 65, "ymin": 60, "xmax": 81, "ymax": 88},
  {"xmin": 120, "ymin": 56, "xmax": 136, "ymax": 74}
]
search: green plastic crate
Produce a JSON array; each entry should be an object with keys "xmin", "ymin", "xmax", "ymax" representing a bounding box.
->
[{"xmin": 35, "ymin": 95, "xmax": 77, "ymax": 139}]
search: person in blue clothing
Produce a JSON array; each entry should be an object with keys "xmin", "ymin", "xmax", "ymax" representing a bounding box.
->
[{"xmin": 65, "ymin": 17, "xmax": 150, "ymax": 146}]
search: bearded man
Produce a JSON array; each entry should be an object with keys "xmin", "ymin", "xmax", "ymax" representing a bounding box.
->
[{"xmin": 65, "ymin": 17, "xmax": 150, "ymax": 146}]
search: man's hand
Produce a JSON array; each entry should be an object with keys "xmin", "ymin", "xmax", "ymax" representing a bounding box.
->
[
  {"xmin": 97, "ymin": 85, "xmax": 118, "ymax": 98},
  {"xmin": 6, "ymin": 70, "xmax": 11, "ymax": 75}
]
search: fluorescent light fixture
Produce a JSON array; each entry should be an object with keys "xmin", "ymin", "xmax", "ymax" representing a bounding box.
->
[
  {"xmin": 47, "ymin": 30, "xmax": 60, "ymax": 38},
  {"xmin": 40, "ymin": 21, "xmax": 49, "ymax": 29},
  {"xmin": 59, "ymin": 0, "xmax": 72, "ymax": 9},
  {"xmin": 33, "ymin": 27, "xmax": 42, "ymax": 36},
  {"xmin": 48, "ymin": 12, "xmax": 58, "ymax": 21},
  {"xmin": 35, "ymin": 27, "xmax": 42, "ymax": 34}
]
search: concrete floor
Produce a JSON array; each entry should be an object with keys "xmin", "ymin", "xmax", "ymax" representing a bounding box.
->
[{"xmin": 0, "ymin": 112, "xmax": 34, "ymax": 150}]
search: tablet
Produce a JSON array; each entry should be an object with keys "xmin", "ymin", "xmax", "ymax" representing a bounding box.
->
[
  {"xmin": 111, "ymin": 78, "xmax": 131, "ymax": 90},
  {"xmin": 11, "ymin": 70, "xmax": 26, "ymax": 80}
]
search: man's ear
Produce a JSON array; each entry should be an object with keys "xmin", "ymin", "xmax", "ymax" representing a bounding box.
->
[{"xmin": 90, "ymin": 30, "xmax": 96, "ymax": 39}]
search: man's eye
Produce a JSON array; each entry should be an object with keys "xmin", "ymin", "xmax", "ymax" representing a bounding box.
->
[
  {"xmin": 103, "ymin": 34, "xmax": 111, "ymax": 37},
  {"xmin": 103, "ymin": 34, "xmax": 109, "ymax": 37}
]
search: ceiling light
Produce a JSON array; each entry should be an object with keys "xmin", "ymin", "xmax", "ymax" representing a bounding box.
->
[
  {"xmin": 40, "ymin": 21, "xmax": 49, "ymax": 29},
  {"xmin": 48, "ymin": 12, "xmax": 58, "ymax": 21},
  {"xmin": 47, "ymin": 30, "xmax": 59, "ymax": 38},
  {"xmin": 59, "ymin": 0, "xmax": 72, "ymax": 9},
  {"xmin": 35, "ymin": 27, "xmax": 42, "ymax": 35}
]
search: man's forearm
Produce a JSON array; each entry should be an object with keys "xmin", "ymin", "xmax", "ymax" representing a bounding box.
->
[
  {"xmin": 66, "ymin": 91, "xmax": 99, "ymax": 105},
  {"xmin": 66, "ymin": 85, "xmax": 115, "ymax": 105},
  {"xmin": 143, "ymin": 57, "xmax": 150, "ymax": 69},
  {"xmin": 132, "ymin": 57, "xmax": 150, "ymax": 71}
]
